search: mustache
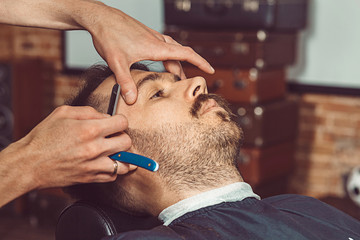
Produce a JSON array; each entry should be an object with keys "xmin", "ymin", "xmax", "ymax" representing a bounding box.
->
[{"xmin": 190, "ymin": 94, "xmax": 236, "ymax": 120}]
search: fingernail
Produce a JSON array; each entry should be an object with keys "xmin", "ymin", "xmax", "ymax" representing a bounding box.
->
[
  {"xmin": 129, "ymin": 164, "xmax": 138, "ymax": 171},
  {"xmin": 103, "ymin": 113, "xmax": 111, "ymax": 118},
  {"xmin": 210, "ymin": 66, "xmax": 215, "ymax": 73},
  {"xmin": 123, "ymin": 91, "xmax": 136, "ymax": 104}
]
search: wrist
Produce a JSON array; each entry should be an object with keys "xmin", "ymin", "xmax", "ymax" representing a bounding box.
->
[
  {"xmin": 0, "ymin": 139, "xmax": 37, "ymax": 207},
  {"xmin": 8, "ymin": 139, "xmax": 37, "ymax": 190},
  {"xmin": 69, "ymin": 0, "xmax": 110, "ymax": 33}
]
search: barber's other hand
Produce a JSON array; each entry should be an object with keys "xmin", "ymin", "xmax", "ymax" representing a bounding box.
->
[
  {"xmin": 19, "ymin": 106, "xmax": 135, "ymax": 189},
  {"xmin": 88, "ymin": 5, "xmax": 214, "ymax": 104}
]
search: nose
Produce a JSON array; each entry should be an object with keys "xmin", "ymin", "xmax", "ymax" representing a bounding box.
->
[{"xmin": 183, "ymin": 76, "xmax": 208, "ymax": 101}]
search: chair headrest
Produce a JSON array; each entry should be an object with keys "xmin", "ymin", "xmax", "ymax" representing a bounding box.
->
[{"xmin": 56, "ymin": 200, "xmax": 161, "ymax": 240}]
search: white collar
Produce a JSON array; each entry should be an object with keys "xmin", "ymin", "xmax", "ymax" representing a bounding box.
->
[{"xmin": 158, "ymin": 182, "xmax": 260, "ymax": 226}]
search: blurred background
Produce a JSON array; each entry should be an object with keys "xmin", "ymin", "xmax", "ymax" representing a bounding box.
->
[{"xmin": 0, "ymin": 0, "xmax": 359, "ymax": 239}]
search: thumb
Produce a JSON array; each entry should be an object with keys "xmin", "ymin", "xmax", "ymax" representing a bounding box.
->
[{"xmin": 111, "ymin": 65, "xmax": 138, "ymax": 105}]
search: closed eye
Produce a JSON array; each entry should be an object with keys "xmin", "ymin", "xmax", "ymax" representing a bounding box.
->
[{"xmin": 150, "ymin": 90, "xmax": 164, "ymax": 99}]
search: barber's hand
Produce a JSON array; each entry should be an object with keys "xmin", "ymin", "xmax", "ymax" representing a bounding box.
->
[
  {"xmin": 89, "ymin": 5, "xmax": 214, "ymax": 104},
  {"xmin": 0, "ymin": 0, "xmax": 212, "ymax": 104},
  {"xmin": 21, "ymin": 105, "xmax": 135, "ymax": 189}
]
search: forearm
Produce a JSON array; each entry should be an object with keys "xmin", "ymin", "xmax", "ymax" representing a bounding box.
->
[
  {"xmin": 0, "ymin": 0, "xmax": 108, "ymax": 31},
  {"xmin": 0, "ymin": 138, "xmax": 36, "ymax": 207}
]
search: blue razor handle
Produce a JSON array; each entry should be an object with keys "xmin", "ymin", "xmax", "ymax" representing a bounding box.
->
[{"xmin": 109, "ymin": 151, "xmax": 159, "ymax": 172}]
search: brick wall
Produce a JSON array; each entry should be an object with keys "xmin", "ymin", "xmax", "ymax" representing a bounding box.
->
[
  {"xmin": 0, "ymin": 24, "xmax": 359, "ymax": 200},
  {"xmin": 0, "ymin": 24, "xmax": 61, "ymax": 65},
  {"xmin": 53, "ymin": 74, "xmax": 81, "ymax": 106},
  {"xmin": 0, "ymin": 24, "xmax": 81, "ymax": 107},
  {"xmin": 289, "ymin": 93, "xmax": 360, "ymax": 198}
]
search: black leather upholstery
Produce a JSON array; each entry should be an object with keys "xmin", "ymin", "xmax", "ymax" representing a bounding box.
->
[{"xmin": 56, "ymin": 201, "xmax": 161, "ymax": 240}]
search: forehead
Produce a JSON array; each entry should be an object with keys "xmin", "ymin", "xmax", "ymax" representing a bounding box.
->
[{"xmin": 94, "ymin": 70, "xmax": 174, "ymax": 96}]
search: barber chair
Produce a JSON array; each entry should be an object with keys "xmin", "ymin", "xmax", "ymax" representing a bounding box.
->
[{"xmin": 55, "ymin": 200, "xmax": 161, "ymax": 240}]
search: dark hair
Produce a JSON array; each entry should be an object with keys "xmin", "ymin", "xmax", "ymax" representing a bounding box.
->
[
  {"xmin": 66, "ymin": 63, "xmax": 149, "ymax": 110},
  {"xmin": 65, "ymin": 65, "xmax": 112, "ymax": 109}
]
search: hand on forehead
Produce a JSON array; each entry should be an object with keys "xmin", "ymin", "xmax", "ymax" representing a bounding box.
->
[
  {"xmin": 93, "ymin": 67, "xmax": 209, "ymax": 131},
  {"xmin": 97, "ymin": 69, "xmax": 179, "ymax": 104}
]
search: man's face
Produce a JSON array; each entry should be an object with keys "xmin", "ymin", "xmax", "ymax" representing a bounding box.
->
[
  {"xmin": 94, "ymin": 69, "xmax": 243, "ymax": 214},
  {"xmin": 95, "ymin": 69, "xmax": 242, "ymax": 163},
  {"xmin": 97, "ymin": 69, "xmax": 234, "ymax": 131}
]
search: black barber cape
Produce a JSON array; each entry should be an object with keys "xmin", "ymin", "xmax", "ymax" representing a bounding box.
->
[{"xmin": 103, "ymin": 194, "xmax": 360, "ymax": 240}]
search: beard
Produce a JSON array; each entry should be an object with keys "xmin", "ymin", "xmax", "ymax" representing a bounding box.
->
[
  {"xmin": 102, "ymin": 94, "xmax": 243, "ymax": 215},
  {"xmin": 127, "ymin": 94, "xmax": 244, "ymax": 193}
]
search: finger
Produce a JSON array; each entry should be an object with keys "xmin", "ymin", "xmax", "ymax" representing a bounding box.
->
[
  {"xmin": 116, "ymin": 162, "xmax": 138, "ymax": 175},
  {"xmin": 163, "ymin": 35, "xmax": 181, "ymax": 46},
  {"xmin": 94, "ymin": 157, "xmax": 136, "ymax": 175},
  {"xmin": 87, "ymin": 159, "xmax": 137, "ymax": 183},
  {"xmin": 156, "ymin": 44, "xmax": 214, "ymax": 74},
  {"xmin": 108, "ymin": 60, "xmax": 138, "ymax": 105},
  {"xmin": 52, "ymin": 105, "xmax": 108, "ymax": 120},
  {"xmin": 162, "ymin": 36, "xmax": 193, "ymax": 78},
  {"xmin": 100, "ymin": 132, "xmax": 132, "ymax": 156},
  {"xmin": 162, "ymin": 37, "xmax": 189, "ymax": 78},
  {"xmin": 163, "ymin": 60, "xmax": 186, "ymax": 79},
  {"xmin": 91, "ymin": 114, "xmax": 130, "ymax": 138},
  {"xmin": 180, "ymin": 69, "xmax": 186, "ymax": 79},
  {"xmin": 91, "ymin": 165, "xmax": 137, "ymax": 182},
  {"xmin": 91, "ymin": 173, "xmax": 117, "ymax": 183}
]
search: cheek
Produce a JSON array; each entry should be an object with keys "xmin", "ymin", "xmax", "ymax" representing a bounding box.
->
[{"xmin": 128, "ymin": 101, "xmax": 191, "ymax": 130}]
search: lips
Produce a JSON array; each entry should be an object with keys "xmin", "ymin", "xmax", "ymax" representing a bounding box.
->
[{"xmin": 199, "ymin": 99, "xmax": 220, "ymax": 116}]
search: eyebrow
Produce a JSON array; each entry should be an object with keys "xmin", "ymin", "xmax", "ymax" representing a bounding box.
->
[
  {"xmin": 137, "ymin": 73, "xmax": 161, "ymax": 90},
  {"xmin": 136, "ymin": 73, "xmax": 181, "ymax": 91}
]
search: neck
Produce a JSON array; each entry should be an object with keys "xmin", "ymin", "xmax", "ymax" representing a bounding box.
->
[{"xmin": 143, "ymin": 169, "xmax": 243, "ymax": 216}]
